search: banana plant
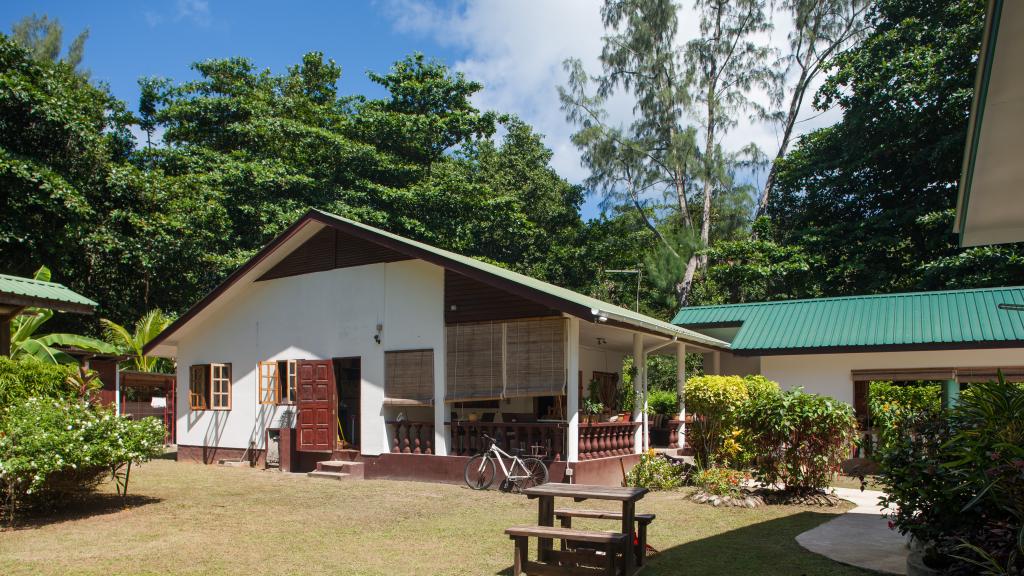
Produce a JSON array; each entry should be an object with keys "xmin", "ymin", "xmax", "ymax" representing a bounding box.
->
[
  {"xmin": 9, "ymin": 267, "xmax": 117, "ymax": 364},
  {"xmin": 101, "ymin": 309, "xmax": 175, "ymax": 372}
]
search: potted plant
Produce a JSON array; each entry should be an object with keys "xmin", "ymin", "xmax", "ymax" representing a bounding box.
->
[{"xmin": 582, "ymin": 398, "xmax": 603, "ymax": 424}]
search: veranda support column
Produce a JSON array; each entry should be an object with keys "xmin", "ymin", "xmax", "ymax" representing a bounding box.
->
[
  {"xmin": 941, "ymin": 378, "xmax": 960, "ymax": 410},
  {"xmin": 632, "ymin": 333, "xmax": 645, "ymax": 454},
  {"xmin": 566, "ymin": 317, "xmax": 581, "ymax": 463},
  {"xmin": 676, "ymin": 342, "xmax": 686, "ymax": 452},
  {"xmin": 434, "ymin": 326, "xmax": 448, "ymax": 455}
]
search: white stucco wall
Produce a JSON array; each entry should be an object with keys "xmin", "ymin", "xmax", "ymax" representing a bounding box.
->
[
  {"xmin": 580, "ymin": 345, "xmax": 625, "ymax": 397},
  {"xmin": 759, "ymin": 348, "xmax": 1024, "ymax": 405},
  {"xmin": 174, "ymin": 259, "xmax": 445, "ymax": 456}
]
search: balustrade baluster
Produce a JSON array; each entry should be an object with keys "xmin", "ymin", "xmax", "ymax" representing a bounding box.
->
[
  {"xmin": 401, "ymin": 423, "xmax": 411, "ymax": 453},
  {"xmin": 424, "ymin": 425, "xmax": 433, "ymax": 454},
  {"xmin": 412, "ymin": 423, "xmax": 422, "ymax": 454}
]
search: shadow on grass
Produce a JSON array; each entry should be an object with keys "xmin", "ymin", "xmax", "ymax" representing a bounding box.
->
[
  {"xmin": 4, "ymin": 493, "xmax": 162, "ymax": 531},
  {"xmin": 494, "ymin": 510, "xmax": 873, "ymax": 576}
]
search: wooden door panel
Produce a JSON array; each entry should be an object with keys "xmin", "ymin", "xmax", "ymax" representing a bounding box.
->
[{"xmin": 297, "ymin": 360, "xmax": 335, "ymax": 452}]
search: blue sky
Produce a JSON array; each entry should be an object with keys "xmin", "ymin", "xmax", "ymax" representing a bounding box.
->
[
  {"xmin": 2, "ymin": 1, "xmax": 840, "ymax": 221},
  {"xmin": 0, "ymin": 1, "xmax": 459, "ymax": 106}
]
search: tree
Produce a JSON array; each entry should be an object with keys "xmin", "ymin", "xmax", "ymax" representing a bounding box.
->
[
  {"xmin": 562, "ymin": 0, "xmax": 775, "ymax": 308},
  {"xmin": 101, "ymin": 310, "xmax": 175, "ymax": 372},
  {"xmin": 10, "ymin": 13, "xmax": 88, "ymax": 72},
  {"xmin": 682, "ymin": 0, "xmax": 776, "ymax": 304},
  {"xmin": 754, "ymin": 0, "xmax": 869, "ymax": 217},
  {"xmin": 768, "ymin": 0, "xmax": 1024, "ymax": 295}
]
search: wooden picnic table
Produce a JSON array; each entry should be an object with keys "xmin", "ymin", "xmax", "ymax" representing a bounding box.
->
[{"xmin": 522, "ymin": 483, "xmax": 650, "ymax": 574}]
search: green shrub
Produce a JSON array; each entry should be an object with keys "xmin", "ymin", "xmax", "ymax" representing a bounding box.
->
[
  {"xmin": 877, "ymin": 378, "xmax": 1024, "ymax": 574},
  {"xmin": 867, "ymin": 380, "xmax": 941, "ymax": 447},
  {"xmin": 0, "ymin": 397, "xmax": 166, "ymax": 517},
  {"xmin": 692, "ymin": 466, "xmax": 749, "ymax": 497},
  {"xmin": 743, "ymin": 375, "xmax": 781, "ymax": 404},
  {"xmin": 647, "ymin": 389, "xmax": 678, "ymax": 415},
  {"xmin": 0, "ymin": 356, "xmax": 78, "ymax": 408},
  {"xmin": 625, "ymin": 451, "xmax": 683, "ymax": 490},
  {"xmin": 685, "ymin": 375, "xmax": 748, "ymax": 465},
  {"xmin": 741, "ymin": 389, "xmax": 856, "ymax": 491}
]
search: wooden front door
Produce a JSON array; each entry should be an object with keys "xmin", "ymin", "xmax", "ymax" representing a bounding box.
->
[{"xmin": 297, "ymin": 360, "xmax": 336, "ymax": 452}]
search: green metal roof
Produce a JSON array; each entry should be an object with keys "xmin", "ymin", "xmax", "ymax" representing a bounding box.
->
[
  {"xmin": 313, "ymin": 210, "xmax": 729, "ymax": 350},
  {"xmin": 0, "ymin": 273, "xmax": 97, "ymax": 312},
  {"xmin": 672, "ymin": 286, "xmax": 1024, "ymax": 354}
]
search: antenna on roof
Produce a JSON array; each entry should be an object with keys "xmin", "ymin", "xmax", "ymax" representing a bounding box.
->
[
  {"xmin": 604, "ymin": 268, "xmax": 642, "ymax": 312},
  {"xmin": 997, "ymin": 303, "xmax": 1024, "ymax": 312}
]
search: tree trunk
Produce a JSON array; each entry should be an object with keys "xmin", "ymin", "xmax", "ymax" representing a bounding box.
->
[{"xmin": 755, "ymin": 66, "xmax": 809, "ymax": 220}]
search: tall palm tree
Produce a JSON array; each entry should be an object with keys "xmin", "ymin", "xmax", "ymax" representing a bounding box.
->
[{"xmin": 101, "ymin": 309, "xmax": 174, "ymax": 372}]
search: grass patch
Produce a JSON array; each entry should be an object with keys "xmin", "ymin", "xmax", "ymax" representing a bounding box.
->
[{"xmin": 0, "ymin": 459, "xmax": 876, "ymax": 575}]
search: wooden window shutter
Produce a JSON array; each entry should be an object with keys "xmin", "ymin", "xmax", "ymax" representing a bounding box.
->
[
  {"xmin": 189, "ymin": 364, "xmax": 209, "ymax": 410},
  {"xmin": 384, "ymin": 349, "xmax": 434, "ymax": 405},
  {"xmin": 504, "ymin": 317, "xmax": 566, "ymax": 398},
  {"xmin": 210, "ymin": 363, "xmax": 232, "ymax": 410},
  {"xmin": 445, "ymin": 322, "xmax": 504, "ymax": 402},
  {"xmin": 258, "ymin": 361, "xmax": 279, "ymax": 404}
]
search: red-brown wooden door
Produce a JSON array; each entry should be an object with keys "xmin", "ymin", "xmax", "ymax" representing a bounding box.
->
[{"xmin": 297, "ymin": 360, "xmax": 336, "ymax": 452}]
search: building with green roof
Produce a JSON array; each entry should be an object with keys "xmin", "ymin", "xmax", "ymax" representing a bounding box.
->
[{"xmin": 674, "ymin": 286, "xmax": 1024, "ymax": 419}]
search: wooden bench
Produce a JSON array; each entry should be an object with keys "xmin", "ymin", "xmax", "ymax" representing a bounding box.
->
[
  {"xmin": 554, "ymin": 509, "xmax": 656, "ymax": 567},
  {"xmin": 505, "ymin": 525, "xmax": 628, "ymax": 576}
]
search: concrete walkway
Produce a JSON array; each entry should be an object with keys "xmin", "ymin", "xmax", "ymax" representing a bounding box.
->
[{"xmin": 795, "ymin": 487, "xmax": 908, "ymax": 575}]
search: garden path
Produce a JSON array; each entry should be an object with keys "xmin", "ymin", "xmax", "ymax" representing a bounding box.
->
[{"xmin": 796, "ymin": 488, "xmax": 907, "ymax": 575}]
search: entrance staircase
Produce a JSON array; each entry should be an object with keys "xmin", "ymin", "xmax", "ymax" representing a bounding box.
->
[{"xmin": 307, "ymin": 449, "xmax": 363, "ymax": 481}]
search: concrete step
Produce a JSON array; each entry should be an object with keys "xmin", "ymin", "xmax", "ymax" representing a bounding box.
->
[
  {"xmin": 307, "ymin": 471, "xmax": 352, "ymax": 481},
  {"xmin": 315, "ymin": 460, "xmax": 365, "ymax": 479}
]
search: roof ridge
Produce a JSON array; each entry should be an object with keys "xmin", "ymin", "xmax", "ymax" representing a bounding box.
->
[
  {"xmin": 677, "ymin": 285, "xmax": 1024, "ymax": 311},
  {"xmin": 0, "ymin": 273, "xmax": 70, "ymax": 289}
]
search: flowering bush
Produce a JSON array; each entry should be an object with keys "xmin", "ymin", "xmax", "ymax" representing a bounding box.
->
[
  {"xmin": 625, "ymin": 450, "xmax": 683, "ymax": 490},
  {"xmin": 740, "ymin": 389, "xmax": 855, "ymax": 492},
  {"xmin": 0, "ymin": 397, "xmax": 165, "ymax": 517},
  {"xmin": 685, "ymin": 375, "xmax": 748, "ymax": 465},
  {"xmin": 692, "ymin": 466, "xmax": 749, "ymax": 497}
]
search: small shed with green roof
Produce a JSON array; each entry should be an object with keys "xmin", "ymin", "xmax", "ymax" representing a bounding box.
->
[{"xmin": 0, "ymin": 273, "xmax": 98, "ymax": 356}]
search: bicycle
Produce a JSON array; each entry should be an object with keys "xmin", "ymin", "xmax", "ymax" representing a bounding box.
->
[{"xmin": 464, "ymin": 434, "xmax": 549, "ymax": 492}]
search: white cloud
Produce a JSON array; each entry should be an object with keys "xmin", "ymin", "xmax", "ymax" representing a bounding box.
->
[
  {"xmin": 383, "ymin": 0, "xmax": 844, "ymax": 216},
  {"xmin": 176, "ymin": 0, "xmax": 212, "ymax": 27}
]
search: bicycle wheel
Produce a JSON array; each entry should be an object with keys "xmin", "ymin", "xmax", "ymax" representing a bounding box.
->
[
  {"xmin": 464, "ymin": 454, "xmax": 496, "ymax": 490},
  {"xmin": 516, "ymin": 457, "xmax": 549, "ymax": 491}
]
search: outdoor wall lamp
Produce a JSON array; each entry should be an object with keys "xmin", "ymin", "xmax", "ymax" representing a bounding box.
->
[{"xmin": 374, "ymin": 323, "xmax": 383, "ymax": 344}]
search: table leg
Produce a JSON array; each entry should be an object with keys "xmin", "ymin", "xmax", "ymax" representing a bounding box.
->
[
  {"xmin": 538, "ymin": 495, "xmax": 554, "ymax": 562},
  {"xmin": 621, "ymin": 501, "xmax": 635, "ymax": 574}
]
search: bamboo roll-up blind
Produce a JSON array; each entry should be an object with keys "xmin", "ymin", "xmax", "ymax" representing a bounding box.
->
[
  {"xmin": 385, "ymin": 349, "xmax": 434, "ymax": 403},
  {"xmin": 445, "ymin": 322, "xmax": 504, "ymax": 402},
  {"xmin": 504, "ymin": 317, "xmax": 566, "ymax": 397}
]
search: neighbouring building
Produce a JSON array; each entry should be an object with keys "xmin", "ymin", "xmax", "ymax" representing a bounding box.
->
[{"xmin": 672, "ymin": 286, "xmax": 1024, "ymax": 428}]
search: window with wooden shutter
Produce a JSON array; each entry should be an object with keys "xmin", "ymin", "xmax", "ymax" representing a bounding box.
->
[
  {"xmin": 445, "ymin": 321, "xmax": 504, "ymax": 402},
  {"xmin": 504, "ymin": 317, "xmax": 566, "ymax": 397},
  {"xmin": 189, "ymin": 364, "xmax": 209, "ymax": 410},
  {"xmin": 210, "ymin": 363, "xmax": 232, "ymax": 410},
  {"xmin": 258, "ymin": 361, "xmax": 279, "ymax": 404},
  {"xmin": 277, "ymin": 359, "xmax": 298, "ymax": 403},
  {"xmin": 385, "ymin": 349, "xmax": 434, "ymax": 405}
]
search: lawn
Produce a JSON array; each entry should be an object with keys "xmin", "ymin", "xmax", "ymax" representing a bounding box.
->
[{"xmin": 0, "ymin": 458, "xmax": 876, "ymax": 576}]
